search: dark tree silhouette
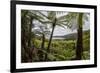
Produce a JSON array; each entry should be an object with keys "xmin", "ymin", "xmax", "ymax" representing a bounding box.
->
[{"xmin": 76, "ymin": 13, "xmax": 83, "ymax": 60}]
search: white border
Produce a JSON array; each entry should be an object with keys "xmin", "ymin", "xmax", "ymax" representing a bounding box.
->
[{"xmin": 16, "ymin": 4, "xmax": 94, "ymax": 69}]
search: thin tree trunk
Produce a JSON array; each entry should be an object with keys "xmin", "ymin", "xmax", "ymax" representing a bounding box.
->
[
  {"xmin": 41, "ymin": 34, "xmax": 45, "ymax": 49},
  {"xmin": 28, "ymin": 18, "xmax": 32, "ymax": 48},
  {"xmin": 39, "ymin": 34, "xmax": 45, "ymax": 61},
  {"xmin": 27, "ymin": 17, "xmax": 33, "ymax": 62},
  {"xmin": 45, "ymin": 24, "xmax": 56, "ymax": 61},
  {"xmin": 76, "ymin": 13, "xmax": 83, "ymax": 60}
]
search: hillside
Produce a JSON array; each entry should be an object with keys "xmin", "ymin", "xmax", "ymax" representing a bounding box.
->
[{"xmin": 53, "ymin": 30, "xmax": 90, "ymax": 40}]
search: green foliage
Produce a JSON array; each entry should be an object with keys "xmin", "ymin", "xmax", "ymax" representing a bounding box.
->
[
  {"xmin": 21, "ymin": 10, "xmax": 90, "ymax": 62},
  {"xmin": 82, "ymin": 51, "xmax": 90, "ymax": 59},
  {"xmin": 32, "ymin": 30, "xmax": 90, "ymax": 61},
  {"xmin": 33, "ymin": 39, "xmax": 42, "ymax": 48},
  {"xmin": 83, "ymin": 30, "xmax": 90, "ymax": 51}
]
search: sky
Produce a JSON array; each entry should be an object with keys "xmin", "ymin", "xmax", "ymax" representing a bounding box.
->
[
  {"xmin": 32, "ymin": 11, "xmax": 90, "ymax": 36},
  {"xmin": 53, "ymin": 22, "xmax": 90, "ymax": 36}
]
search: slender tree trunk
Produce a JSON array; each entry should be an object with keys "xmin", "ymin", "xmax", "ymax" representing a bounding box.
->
[
  {"xmin": 76, "ymin": 13, "xmax": 83, "ymax": 60},
  {"xmin": 39, "ymin": 34, "xmax": 45, "ymax": 61},
  {"xmin": 27, "ymin": 17, "xmax": 33, "ymax": 62},
  {"xmin": 28, "ymin": 18, "xmax": 32, "ymax": 48},
  {"xmin": 41, "ymin": 34, "xmax": 45, "ymax": 49},
  {"xmin": 45, "ymin": 23, "xmax": 56, "ymax": 61}
]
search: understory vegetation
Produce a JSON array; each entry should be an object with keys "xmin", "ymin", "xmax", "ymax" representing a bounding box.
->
[{"xmin": 32, "ymin": 30, "xmax": 90, "ymax": 61}]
